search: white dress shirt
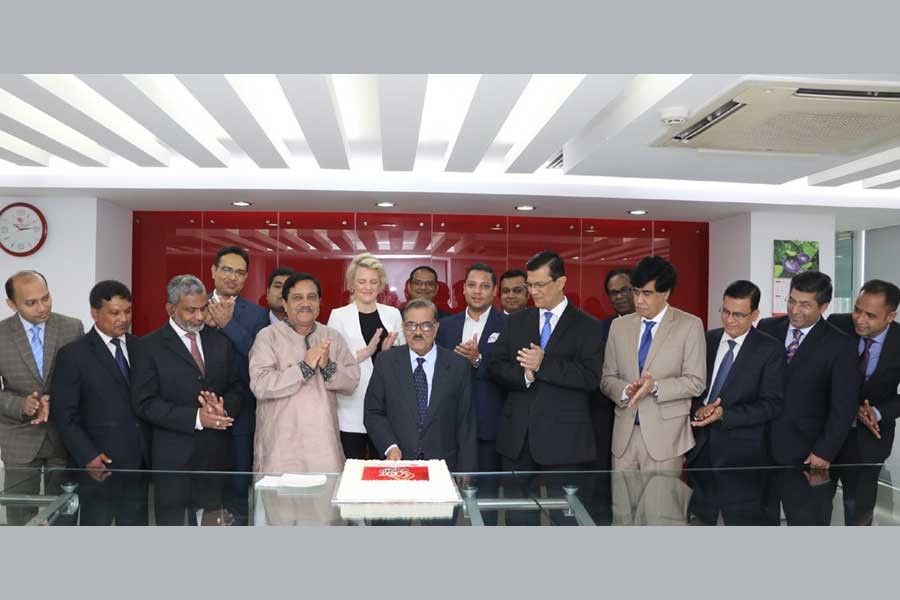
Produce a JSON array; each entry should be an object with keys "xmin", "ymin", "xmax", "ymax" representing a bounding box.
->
[
  {"xmin": 703, "ymin": 329, "xmax": 749, "ymax": 405},
  {"xmin": 169, "ymin": 318, "xmax": 206, "ymax": 430},
  {"xmin": 94, "ymin": 326, "xmax": 130, "ymax": 365},
  {"xmin": 462, "ymin": 305, "xmax": 492, "ymax": 345}
]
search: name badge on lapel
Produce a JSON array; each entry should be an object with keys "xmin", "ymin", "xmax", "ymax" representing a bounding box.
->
[{"xmin": 487, "ymin": 332, "xmax": 500, "ymax": 344}]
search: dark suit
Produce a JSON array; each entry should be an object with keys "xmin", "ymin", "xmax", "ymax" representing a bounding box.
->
[
  {"xmin": 592, "ymin": 316, "xmax": 617, "ymax": 470},
  {"xmin": 757, "ymin": 315, "xmax": 859, "ymax": 525},
  {"xmin": 488, "ymin": 302, "xmax": 604, "ymax": 467},
  {"xmin": 364, "ymin": 344, "xmax": 477, "ymax": 472},
  {"xmin": 827, "ymin": 314, "xmax": 900, "ymax": 524},
  {"xmin": 688, "ymin": 326, "xmax": 785, "ymax": 468},
  {"xmin": 50, "ymin": 328, "xmax": 150, "ymax": 525},
  {"xmin": 131, "ymin": 322, "xmax": 244, "ymax": 525},
  {"xmin": 435, "ymin": 307, "xmax": 507, "ymax": 471}
]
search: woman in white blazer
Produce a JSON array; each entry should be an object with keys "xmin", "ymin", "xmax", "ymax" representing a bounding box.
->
[{"xmin": 327, "ymin": 253, "xmax": 405, "ymax": 459}]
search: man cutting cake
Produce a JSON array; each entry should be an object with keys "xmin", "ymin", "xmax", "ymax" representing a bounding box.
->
[{"xmin": 364, "ymin": 298, "xmax": 478, "ymax": 473}]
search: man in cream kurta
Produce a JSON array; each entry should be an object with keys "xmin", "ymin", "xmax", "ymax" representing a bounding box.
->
[{"xmin": 250, "ymin": 317, "xmax": 360, "ymax": 474}]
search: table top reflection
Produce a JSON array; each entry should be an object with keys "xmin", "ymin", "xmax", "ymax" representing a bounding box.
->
[{"xmin": 0, "ymin": 465, "xmax": 896, "ymax": 526}]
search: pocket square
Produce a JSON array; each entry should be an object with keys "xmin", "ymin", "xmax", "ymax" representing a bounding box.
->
[{"xmin": 487, "ymin": 332, "xmax": 500, "ymax": 344}]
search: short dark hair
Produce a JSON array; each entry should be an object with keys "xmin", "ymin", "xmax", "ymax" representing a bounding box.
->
[
  {"xmin": 402, "ymin": 298, "xmax": 439, "ymax": 321},
  {"xmin": 268, "ymin": 266, "xmax": 295, "ymax": 289},
  {"xmin": 631, "ymin": 256, "xmax": 677, "ymax": 293},
  {"xmin": 526, "ymin": 250, "xmax": 565, "ymax": 279},
  {"xmin": 282, "ymin": 272, "xmax": 322, "ymax": 300},
  {"xmin": 860, "ymin": 279, "xmax": 900, "ymax": 312},
  {"xmin": 604, "ymin": 268, "xmax": 632, "ymax": 293},
  {"xmin": 465, "ymin": 263, "xmax": 496, "ymax": 286},
  {"xmin": 5, "ymin": 270, "xmax": 48, "ymax": 302},
  {"xmin": 499, "ymin": 269, "xmax": 526, "ymax": 286},
  {"xmin": 408, "ymin": 265, "xmax": 438, "ymax": 283},
  {"xmin": 89, "ymin": 280, "xmax": 132, "ymax": 310},
  {"xmin": 215, "ymin": 245, "xmax": 250, "ymax": 269},
  {"xmin": 790, "ymin": 271, "xmax": 832, "ymax": 305},
  {"xmin": 723, "ymin": 280, "xmax": 761, "ymax": 312}
]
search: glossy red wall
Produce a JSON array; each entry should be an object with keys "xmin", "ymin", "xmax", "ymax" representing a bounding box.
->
[{"xmin": 132, "ymin": 212, "xmax": 708, "ymax": 335}]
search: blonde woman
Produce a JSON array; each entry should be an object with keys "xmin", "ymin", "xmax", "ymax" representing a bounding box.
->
[{"xmin": 327, "ymin": 253, "xmax": 405, "ymax": 459}]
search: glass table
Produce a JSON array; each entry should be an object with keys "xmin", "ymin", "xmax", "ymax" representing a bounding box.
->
[{"xmin": 0, "ymin": 464, "xmax": 896, "ymax": 526}]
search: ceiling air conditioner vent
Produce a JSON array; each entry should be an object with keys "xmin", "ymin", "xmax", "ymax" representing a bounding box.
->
[
  {"xmin": 653, "ymin": 81, "xmax": 900, "ymax": 155},
  {"xmin": 545, "ymin": 150, "xmax": 564, "ymax": 169}
]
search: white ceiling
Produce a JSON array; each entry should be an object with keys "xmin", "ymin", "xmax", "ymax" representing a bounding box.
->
[{"xmin": 2, "ymin": 74, "xmax": 900, "ymax": 230}]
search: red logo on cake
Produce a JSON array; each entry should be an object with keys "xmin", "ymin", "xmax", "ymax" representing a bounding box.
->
[{"xmin": 362, "ymin": 466, "xmax": 430, "ymax": 481}]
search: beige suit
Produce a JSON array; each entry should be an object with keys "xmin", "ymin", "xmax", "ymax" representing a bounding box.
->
[{"xmin": 600, "ymin": 306, "xmax": 706, "ymax": 464}]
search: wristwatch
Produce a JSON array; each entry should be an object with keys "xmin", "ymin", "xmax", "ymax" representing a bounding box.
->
[
  {"xmin": 472, "ymin": 354, "xmax": 482, "ymax": 369},
  {"xmin": 650, "ymin": 382, "xmax": 659, "ymax": 398}
]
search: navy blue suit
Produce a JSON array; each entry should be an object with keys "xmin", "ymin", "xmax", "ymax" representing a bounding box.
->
[
  {"xmin": 436, "ymin": 307, "xmax": 507, "ymax": 471},
  {"xmin": 213, "ymin": 295, "xmax": 269, "ymax": 472}
]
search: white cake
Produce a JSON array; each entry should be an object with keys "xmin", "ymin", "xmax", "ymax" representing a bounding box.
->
[{"xmin": 333, "ymin": 459, "xmax": 461, "ymax": 520}]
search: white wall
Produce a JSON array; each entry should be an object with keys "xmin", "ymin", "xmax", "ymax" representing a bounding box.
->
[
  {"xmin": 95, "ymin": 199, "xmax": 133, "ymax": 287},
  {"xmin": 0, "ymin": 197, "xmax": 100, "ymax": 327},
  {"xmin": 708, "ymin": 213, "xmax": 752, "ymax": 324}
]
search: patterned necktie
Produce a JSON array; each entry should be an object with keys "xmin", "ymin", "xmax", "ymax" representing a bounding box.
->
[
  {"xmin": 785, "ymin": 328, "xmax": 803, "ymax": 362},
  {"xmin": 111, "ymin": 338, "xmax": 130, "ymax": 381},
  {"xmin": 858, "ymin": 337, "xmax": 875, "ymax": 380},
  {"xmin": 706, "ymin": 339, "xmax": 736, "ymax": 405},
  {"xmin": 185, "ymin": 332, "xmax": 206, "ymax": 375},
  {"xmin": 413, "ymin": 357, "xmax": 428, "ymax": 427},
  {"xmin": 539, "ymin": 311, "xmax": 554, "ymax": 350},
  {"xmin": 29, "ymin": 325, "xmax": 44, "ymax": 379},
  {"xmin": 637, "ymin": 320, "xmax": 656, "ymax": 374}
]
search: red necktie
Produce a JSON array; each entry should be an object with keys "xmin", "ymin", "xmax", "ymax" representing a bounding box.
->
[{"xmin": 185, "ymin": 332, "xmax": 206, "ymax": 375}]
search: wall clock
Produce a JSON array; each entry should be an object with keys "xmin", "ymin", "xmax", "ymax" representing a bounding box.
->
[{"xmin": 0, "ymin": 202, "xmax": 48, "ymax": 257}]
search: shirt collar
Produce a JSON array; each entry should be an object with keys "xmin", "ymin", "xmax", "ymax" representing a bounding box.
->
[
  {"xmin": 722, "ymin": 328, "xmax": 750, "ymax": 347},
  {"xmin": 540, "ymin": 296, "xmax": 569, "ymax": 320},
  {"xmin": 410, "ymin": 343, "xmax": 438, "ymax": 365},
  {"xmin": 169, "ymin": 317, "xmax": 203, "ymax": 338},
  {"xmin": 465, "ymin": 305, "xmax": 491, "ymax": 324},
  {"xmin": 868, "ymin": 324, "xmax": 890, "ymax": 346},
  {"xmin": 19, "ymin": 314, "xmax": 45, "ymax": 334},
  {"xmin": 643, "ymin": 303, "xmax": 669, "ymax": 326},
  {"xmin": 792, "ymin": 318, "xmax": 819, "ymax": 337},
  {"xmin": 94, "ymin": 325, "xmax": 126, "ymax": 347}
]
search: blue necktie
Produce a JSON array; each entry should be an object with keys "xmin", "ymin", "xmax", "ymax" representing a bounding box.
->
[
  {"xmin": 413, "ymin": 357, "xmax": 428, "ymax": 428},
  {"xmin": 29, "ymin": 325, "xmax": 44, "ymax": 379},
  {"xmin": 540, "ymin": 312, "xmax": 554, "ymax": 350},
  {"xmin": 706, "ymin": 339, "xmax": 736, "ymax": 406},
  {"xmin": 637, "ymin": 320, "xmax": 655, "ymax": 374},
  {"xmin": 111, "ymin": 338, "xmax": 130, "ymax": 382}
]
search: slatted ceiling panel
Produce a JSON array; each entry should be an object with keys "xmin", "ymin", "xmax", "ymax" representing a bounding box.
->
[
  {"xmin": 0, "ymin": 130, "xmax": 49, "ymax": 166},
  {"xmin": 354, "ymin": 230, "xmax": 378, "ymax": 253},
  {"xmin": 340, "ymin": 230, "xmax": 366, "ymax": 252},
  {"xmin": 277, "ymin": 74, "xmax": 350, "ymax": 170},
  {"xmin": 278, "ymin": 231, "xmax": 315, "ymax": 254},
  {"xmin": 378, "ymin": 75, "xmax": 427, "ymax": 171},
  {"xmin": 425, "ymin": 232, "xmax": 445, "ymax": 252},
  {"xmin": 372, "ymin": 230, "xmax": 392, "ymax": 251}
]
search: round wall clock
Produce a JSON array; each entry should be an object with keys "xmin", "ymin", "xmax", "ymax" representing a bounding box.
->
[{"xmin": 0, "ymin": 202, "xmax": 48, "ymax": 257}]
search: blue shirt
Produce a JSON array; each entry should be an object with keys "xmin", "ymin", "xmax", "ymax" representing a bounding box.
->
[
  {"xmin": 19, "ymin": 314, "xmax": 45, "ymax": 344},
  {"xmin": 409, "ymin": 344, "xmax": 437, "ymax": 405}
]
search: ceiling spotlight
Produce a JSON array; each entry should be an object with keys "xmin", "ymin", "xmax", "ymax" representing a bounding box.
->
[
  {"xmin": 515, "ymin": 205, "xmax": 535, "ymax": 211},
  {"xmin": 376, "ymin": 201, "xmax": 395, "ymax": 208},
  {"xmin": 231, "ymin": 201, "xmax": 252, "ymax": 207},
  {"xmin": 628, "ymin": 209, "xmax": 648, "ymax": 216}
]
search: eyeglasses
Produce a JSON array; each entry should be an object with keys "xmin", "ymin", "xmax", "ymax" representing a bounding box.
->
[
  {"xmin": 526, "ymin": 278, "xmax": 556, "ymax": 290},
  {"xmin": 410, "ymin": 278, "xmax": 437, "ymax": 288},
  {"xmin": 218, "ymin": 266, "xmax": 248, "ymax": 278},
  {"xmin": 719, "ymin": 307, "xmax": 751, "ymax": 321},
  {"xmin": 608, "ymin": 286, "xmax": 633, "ymax": 298},
  {"xmin": 787, "ymin": 297, "xmax": 818, "ymax": 311},
  {"xmin": 403, "ymin": 320, "xmax": 436, "ymax": 332}
]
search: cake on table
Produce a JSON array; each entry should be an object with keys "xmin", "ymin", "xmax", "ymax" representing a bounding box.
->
[{"xmin": 333, "ymin": 459, "xmax": 462, "ymax": 520}]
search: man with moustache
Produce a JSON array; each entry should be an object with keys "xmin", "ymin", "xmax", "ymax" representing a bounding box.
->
[
  {"xmin": 266, "ymin": 266, "xmax": 295, "ymax": 325},
  {"xmin": 0, "ymin": 270, "xmax": 83, "ymax": 525},
  {"xmin": 52, "ymin": 280, "xmax": 150, "ymax": 525},
  {"xmin": 365, "ymin": 298, "xmax": 477, "ymax": 472},
  {"xmin": 131, "ymin": 274, "xmax": 244, "ymax": 525},
  {"xmin": 828, "ymin": 279, "xmax": 900, "ymax": 525},
  {"xmin": 499, "ymin": 269, "xmax": 528, "ymax": 315},
  {"xmin": 758, "ymin": 271, "xmax": 858, "ymax": 525},
  {"xmin": 404, "ymin": 266, "xmax": 448, "ymax": 320}
]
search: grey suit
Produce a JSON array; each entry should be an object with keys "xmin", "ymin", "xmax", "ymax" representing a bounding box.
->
[
  {"xmin": 364, "ymin": 345, "xmax": 477, "ymax": 472},
  {"xmin": 0, "ymin": 311, "xmax": 83, "ymax": 524}
]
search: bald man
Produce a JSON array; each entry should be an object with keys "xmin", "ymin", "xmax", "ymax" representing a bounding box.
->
[{"xmin": 0, "ymin": 271, "xmax": 83, "ymax": 524}]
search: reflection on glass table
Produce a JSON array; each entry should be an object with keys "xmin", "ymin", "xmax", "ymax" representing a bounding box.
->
[{"xmin": 1, "ymin": 465, "xmax": 897, "ymax": 526}]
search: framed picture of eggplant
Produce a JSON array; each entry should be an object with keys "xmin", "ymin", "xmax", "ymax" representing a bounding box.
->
[{"xmin": 772, "ymin": 239, "xmax": 820, "ymax": 316}]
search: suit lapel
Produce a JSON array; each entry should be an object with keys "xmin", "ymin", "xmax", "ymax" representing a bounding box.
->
[
  {"xmin": 643, "ymin": 307, "xmax": 675, "ymax": 372},
  {"xmin": 87, "ymin": 328, "xmax": 129, "ymax": 389},
  {"xmin": 720, "ymin": 328, "xmax": 757, "ymax": 399},
  {"xmin": 478, "ymin": 309, "xmax": 504, "ymax": 353},
  {"xmin": 425, "ymin": 348, "xmax": 449, "ymax": 427},
  {"xmin": 788, "ymin": 319, "xmax": 827, "ymax": 371},
  {"xmin": 397, "ymin": 348, "xmax": 419, "ymax": 425},
  {"xmin": 544, "ymin": 303, "xmax": 575, "ymax": 354},
  {"xmin": 705, "ymin": 330, "xmax": 723, "ymax": 389},
  {"xmin": 42, "ymin": 315, "xmax": 60, "ymax": 380},
  {"xmin": 162, "ymin": 324, "xmax": 204, "ymax": 375},
  {"xmin": 620, "ymin": 314, "xmax": 641, "ymax": 380},
  {"xmin": 11, "ymin": 316, "xmax": 42, "ymax": 382}
]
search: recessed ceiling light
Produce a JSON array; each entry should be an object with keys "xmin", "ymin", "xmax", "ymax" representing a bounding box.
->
[
  {"xmin": 515, "ymin": 205, "xmax": 535, "ymax": 211},
  {"xmin": 231, "ymin": 201, "xmax": 252, "ymax": 207},
  {"xmin": 376, "ymin": 201, "xmax": 395, "ymax": 208},
  {"xmin": 628, "ymin": 209, "xmax": 648, "ymax": 215}
]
